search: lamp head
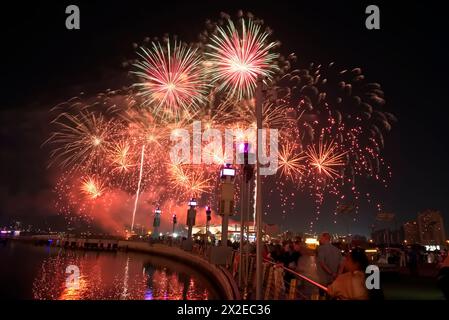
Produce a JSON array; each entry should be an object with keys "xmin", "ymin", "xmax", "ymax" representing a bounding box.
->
[
  {"xmin": 188, "ymin": 198, "xmax": 197, "ymax": 207},
  {"xmin": 220, "ymin": 163, "xmax": 236, "ymax": 178}
]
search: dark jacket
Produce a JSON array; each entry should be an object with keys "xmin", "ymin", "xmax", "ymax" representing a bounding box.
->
[{"xmin": 437, "ymin": 267, "xmax": 449, "ymax": 300}]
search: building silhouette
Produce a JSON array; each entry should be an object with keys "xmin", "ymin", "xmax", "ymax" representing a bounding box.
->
[
  {"xmin": 402, "ymin": 220, "xmax": 419, "ymax": 244},
  {"xmin": 371, "ymin": 228, "xmax": 403, "ymax": 246},
  {"xmin": 417, "ymin": 210, "xmax": 446, "ymax": 245},
  {"xmin": 371, "ymin": 210, "xmax": 447, "ymax": 246}
]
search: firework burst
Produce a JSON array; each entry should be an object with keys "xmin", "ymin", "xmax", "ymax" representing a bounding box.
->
[
  {"xmin": 110, "ymin": 140, "xmax": 134, "ymax": 173},
  {"xmin": 81, "ymin": 176, "xmax": 106, "ymax": 199},
  {"xmin": 206, "ymin": 18, "xmax": 279, "ymax": 99},
  {"xmin": 277, "ymin": 142, "xmax": 306, "ymax": 181},
  {"xmin": 306, "ymin": 140, "xmax": 347, "ymax": 179},
  {"xmin": 44, "ymin": 11, "xmax": 395, "ymax": 234},
  {"xmin": 167, "ymin": 161, "xmax": 214, "ymax": 197},
  {"xmin": 46, "ymin": 111, "xmax": 116, "ymax": 171},
  {"xmin": 133, "ymin": 40, "xmax": 208, "ymax": 120}
]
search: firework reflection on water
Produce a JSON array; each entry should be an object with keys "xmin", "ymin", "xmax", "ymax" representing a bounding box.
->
[{"xmin": 32, "ymin": 248, "xmax": 216, "ymax": 300}]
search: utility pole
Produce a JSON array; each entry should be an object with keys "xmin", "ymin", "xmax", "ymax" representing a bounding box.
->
[
  {"xmin": 239, "ymin": 173, "xmax": 245, "ymax": 288},
  {"xmin": 238, "ymin": 142, "xmax": 255, "ymax": 288},
  {"xmin": 255, "ymin": 77, "xmax": 263, "ymax": 300}
]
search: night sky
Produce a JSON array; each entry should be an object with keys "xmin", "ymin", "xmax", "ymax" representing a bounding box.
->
[{"xmin": 1, "ymin": 1, "xmax": 448, "ymax": 236}]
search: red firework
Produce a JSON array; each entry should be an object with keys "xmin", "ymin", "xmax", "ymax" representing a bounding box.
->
[
  {"xmin": 133, "ymin": 40, "xmax": 208, "ymax": 120},
  {"xmin": 206, "ymin": 18, "xmax": 279, "ymax": 99}
]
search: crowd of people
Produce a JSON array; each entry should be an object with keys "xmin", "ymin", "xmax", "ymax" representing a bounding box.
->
[
  {"xmin": 262, "ymin": 233, "xmax": 381, "ymax": 300},
  {"xmin": 156, "ymin": 232, "xmax": 449, "ymax": 300},
  {"xmin": 374, "ymin": 246, "xmax": 448, "ymax": 275},
  {"xmin": 261, "ymin": 232, "xmax": 449, "ymax": 300}
]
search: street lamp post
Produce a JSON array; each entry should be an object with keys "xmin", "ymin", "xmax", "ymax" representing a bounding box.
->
[
  {"xmin": 181, "ymin": 198, "xmax": 197, "ymax": 251},
  {"xmin": 255, "ymin": 77, "xmax": 264, "ymax": 300},
  {"xmin": 152, "ymin": 206, "xmax": 161, "ymax": 240},
  {"xmin": 206, "ymin": 206, "xmax": 211, "ymax": 242},
  {"xmin": 209, "ymin": 165, "xmax": 236, "ymax": 265},
  {"xmin": 205, "ymin": 205, "xmax": 212, "ymax": 254},
  {"xmin": 187, "ymin": 198, "xmax": 197, "ymax": 239},
  {"xmin": 172, "ymin": 213, "xmax": 177, "ymax": 236},
  {"xmin": 219, "ymin": 164, "xmax": 236, "ymax": 246}
]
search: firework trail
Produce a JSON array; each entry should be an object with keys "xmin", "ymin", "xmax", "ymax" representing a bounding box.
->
[{"xmin": 131, "ymin": 144, "xmax": 145, "ymax": 232}]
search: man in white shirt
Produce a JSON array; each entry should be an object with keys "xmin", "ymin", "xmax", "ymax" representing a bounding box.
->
[{"xmin": 316, "ymin": 232, "xmax": 343, "ymax": 296}]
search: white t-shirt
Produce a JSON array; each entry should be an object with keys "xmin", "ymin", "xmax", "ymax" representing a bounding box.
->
[{"xmin": 327, "ymin": 271, "xmax": 369, "ymax": 300}]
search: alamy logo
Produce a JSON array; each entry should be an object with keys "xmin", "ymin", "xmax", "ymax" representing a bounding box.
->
[
  {"xmin": 66, "ymin": 265, "xmax": 80, "ymax": 289},
  {"xmin": 170, "ymin": 121, "xmax": 279, "ymax": 175},
  {"xmin": 365, "ymin": 5, "xmax": 380, "ymax": 30},
  {"xmin": 365, "ymin": 265, "xmax": 380, "ymax": 289},
  {"xmin": 65, "ymin": 5, "xmax": 80, "ymax": 30}
]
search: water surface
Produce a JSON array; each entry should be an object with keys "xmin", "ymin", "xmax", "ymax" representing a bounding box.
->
[{"xmin": 0, "ymin": 241, "xmax": 220, "ymax": 300}]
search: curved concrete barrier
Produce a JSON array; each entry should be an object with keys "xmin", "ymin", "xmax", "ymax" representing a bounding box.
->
[{"xmin": 119, "ymin": 241, "xmax": 240, "ymax": 300}]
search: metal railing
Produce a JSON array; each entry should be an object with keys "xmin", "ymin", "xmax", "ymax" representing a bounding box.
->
[
  {"xmin": 148, "ymin": 239, "xmax": 328, "ymax": 300},
  {"xmin": 262, "ymin": 259, "xmax": 327, "ymax": 300},
  {"xmin": 224, "ymin": 249, "xmax": 328, "ymax": 300}
]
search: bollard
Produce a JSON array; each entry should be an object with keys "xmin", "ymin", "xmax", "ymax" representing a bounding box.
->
[
  {"xmin": 264, "ymin": 265, "xmax": 274, "ymax": 300},
  {"xmin": 273, "ymin": 267, "xmax": 284, "ymax": 300},
  {"xmin": 288, "ymin": 278, "xmax": 298, "ymax": 300}
]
